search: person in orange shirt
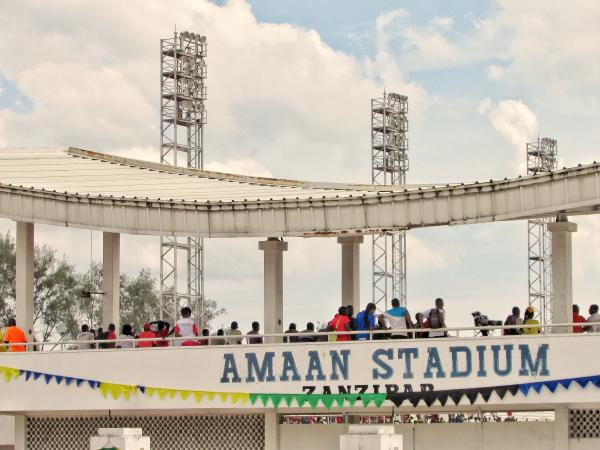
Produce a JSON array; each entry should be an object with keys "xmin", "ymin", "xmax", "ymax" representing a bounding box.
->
[{"xmin": 3, "ymin": 319, "xmax": 27, "ymax": 352}]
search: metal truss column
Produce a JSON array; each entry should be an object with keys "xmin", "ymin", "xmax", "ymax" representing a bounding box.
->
[
  {"xmin": 371, "ymin": 92, "xmax": 409, "ymax": 310},
  {"xmin": 527, "ymin": 137, "xmax": 557, "ymax": 323},
  {"xmin": 159, "ymin": 30, "xmax": 207, "ymax": 325}
]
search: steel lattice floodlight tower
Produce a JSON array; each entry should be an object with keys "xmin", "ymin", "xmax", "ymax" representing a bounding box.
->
[
  {"xmin": 371, "ymin": 92, "xmax": 409, "ymax": 310},
  {"xmin": 159, "ymin": 30, "xmax": 207, "ymax": 324},
  {"xmin": 527, "ymin": 137, "xmax": 558, "ymax": 324}
]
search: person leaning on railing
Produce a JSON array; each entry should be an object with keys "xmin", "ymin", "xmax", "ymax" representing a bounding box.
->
[
  {"xmin": 3, "ymin": 318, "xmax": 27, "ymax": 352},
  {"xmin": 522, "ymin": 306, "xmax": 541, "ymax": 335}
]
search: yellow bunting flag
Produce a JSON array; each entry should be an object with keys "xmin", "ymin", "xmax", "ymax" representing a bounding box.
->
[
  {"xmin": 145, "ymin": 387, "xmax": 155, "ymax": 397},
  {"xmin": 230, "ymin": 392, "xmax": 249, "ymax": 405},
  {"xmin": 179, "ymin": 390, "xmax": 191, "ymax": 400},
  {"xmin": 206, "ymin": 391, "xmax": 216, "ymax": 401},
  {"xmin": 157, "ymin": 388, "xmax": 169, "ymax": 400},
  {"xmin": 193, "ymin": 391, "xmax": 205, "ymax": 403},
  {"xmin": 168, "ymin": 389, "xmax": 177, "ymax": 399},
  {"xmin": 109, "ymin": 384, "xmax": 122, "ymax": 400},
  {"xmin": 219, "ymin": 392, "xmax": 229, "ymax": 402},
  {"xmin": 0, "ymin": 367, "xmax": 18, "ymax": 383},
  {"xmin": 99, "ymin": 383, "xmax": 111, "ymax": 398}
]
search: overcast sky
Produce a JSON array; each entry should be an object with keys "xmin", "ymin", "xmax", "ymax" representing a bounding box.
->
[{"xmin": 0, "ymin": 0, "xmax": 598, "ymax": 332}]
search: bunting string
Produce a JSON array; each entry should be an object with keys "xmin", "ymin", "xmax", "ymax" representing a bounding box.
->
[{"xmin": 2, "ymin": 365, "xmax": 600, "ymax": 410}]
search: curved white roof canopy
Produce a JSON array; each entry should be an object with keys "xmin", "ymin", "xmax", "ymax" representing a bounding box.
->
[{"xmin": 0, "ymin": 147, "xmax": 599, "ymax": 237}]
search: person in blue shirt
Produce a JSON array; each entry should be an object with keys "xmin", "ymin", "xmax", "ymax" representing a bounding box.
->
[{"xmin": 356, "ymin": 303, "xmax": 377, "ymax": 340}]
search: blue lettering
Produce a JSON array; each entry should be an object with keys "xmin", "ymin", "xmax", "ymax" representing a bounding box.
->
[
  {"xmin": 280, "ymin": 351, "xmax": 301, "ymax": 381},
  {"xmin": 372, "ymin": 348, "xmax": 394, "ymax": 380},
  {"xmin": 305, "ymin": 350, "xmax": 326, "ymax": 381},
  {"xmin": 220, "ymin": 353, "xmax": 241, "ymax": 383},
  {"xmin": 519, "ymin": 344, "xmax": 549, "ymax": 376},
  {"xmin": 330, "ymin": 350, "xmax": 350, "ymax": 381},
  {"xmin": 476, "ymin": 345, "xmax": 487, "ymax": 377},
  {"xmin": 450, "ymin": 346, "xmax": 472, "ymax": 378},
  {"xmin": 398, "ymin": 348, "xmax": 418, "ymax": 379},
  {"xmin": 245, "ymin": 352, "xmax": 276, "ymax": 382},
  {"xmin": 424, "ymin": 347, "xmax": 446, "ymax": 378},
  {"xmin": 492, "ymin": 345, "xmax": 513, "ymax": 376}
]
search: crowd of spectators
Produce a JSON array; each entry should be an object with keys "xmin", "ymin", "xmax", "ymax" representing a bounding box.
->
[
  {"xmin": 502, "ymin": 304, "xmax": 600, "ymax": 335},
  {"xmin": 2, "ymin": 299, "xmax": 600, "ymax": 352}
]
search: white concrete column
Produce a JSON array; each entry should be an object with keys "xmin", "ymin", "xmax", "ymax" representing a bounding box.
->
[
  {"xmin": 259, "ymin": 238, "xmax": 288, "ymax": 340},
  {"xmin": 16, "ymin": 221, "xmax": 34, "ymax": 339},
  {"xmin": 14, "ymin": 415, "xmax": 25, "ymax": 450},
  {"xmin": 548, "ymin": 215, "xmax": 577, "ymax": 334},
  {"xmin": 554, "ymin": 406, "xmax": 569, "ymax": 450},
  {"xmin": 264, "ymin": 411, "xmax": 280, "ymax": 450},
  {"xmin": 337, "ymin": 235, "xmax": 363, "ymax": 312},
  {"xmin": 102, "ymin": 232, "xmax": 120, "ymax": 329}
]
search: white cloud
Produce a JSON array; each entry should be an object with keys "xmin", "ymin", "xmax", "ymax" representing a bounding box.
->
[
  {"xmin": 429, "ymin": 17, "xmax": 454, "ymax": 30},
  {"xmin": 487, "ymin": 65, "xmax": 504, "ymax": 80},
  {"xmin": 478, "ymin": 98, "xmax": 538, "ymax": 169}
]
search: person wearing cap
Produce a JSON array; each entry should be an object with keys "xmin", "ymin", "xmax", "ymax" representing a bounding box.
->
[
  {"xmin": 522, "ymin": 306, "xmax": 541, "ymax": 335},
  {"xmin": 138, "ymin": 323, "xmax": 156, "ymax": 348}
]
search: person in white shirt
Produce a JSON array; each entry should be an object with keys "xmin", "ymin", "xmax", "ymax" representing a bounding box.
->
[
  {"xmin": 117, "ymin": 323, "xmax": 135, "ymax": 349},
  {"xmin": 169, "ymin": 306, "xmax": 199, "ymax": 346},
  {"xmin": 585, "ymin": 304, "xmax": 600, "ymax": 332},
  {"xmin": 76, "ymin": 324, "xmax": 95, "ymax": 350}
]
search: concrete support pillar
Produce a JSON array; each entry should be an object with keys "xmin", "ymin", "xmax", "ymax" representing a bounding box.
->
[
  {"xmin": 259, "ymin": 238, "xmax": 288, "ymax": 341},
  {"xmin": 548, "ymin": 215, "xmax": 577, "ymax": 333},
  {"xmin": 102, "ymin": 232, "xmax": 120, "ymax": 329},
  {"xmin": 337, "ymin": 235, "xmax": 363, "ymax": 312},
  {"xmin": 264, "ymin": 411, "xmax": 280, "ymax": 450},
  {"xmin": 14, "ymin": 415, "xmax": 25, "ymax": 450},
  {"xmin": 16, "ymin": 222, "xmax": 34, "ymax": 339},
  {"xmin": 554, "ymin": 406, "xmax": 569, "ymax": 450}
]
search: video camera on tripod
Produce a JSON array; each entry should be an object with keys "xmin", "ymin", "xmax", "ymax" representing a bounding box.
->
[{"xmin": 471, "ymin": 311, "xmax": 502, "ymax": 336}]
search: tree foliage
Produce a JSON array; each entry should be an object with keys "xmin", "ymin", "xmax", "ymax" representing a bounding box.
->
[{"xmin": 0, "ymin": 232, "xmax": 226, "ymax": 341}]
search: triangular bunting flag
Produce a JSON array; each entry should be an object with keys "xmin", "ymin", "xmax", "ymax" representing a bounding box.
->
[
  {"xmin": 294, "ymin": 394, "xmax": 308, "ymax": 408},
  {"xmin": 25, "ymin": 371, "xmax": 33, "ymax": 381},
  {"xmin": 138, "ymin": 386, "xmax": 146, "ymax": 394},
  {"xmin": 193, "ymin": 391, "xmax": 205, "ymax": 403},
  {"xmin": 109, "ymin": 384, "xmax": 122, "ymax": 400},
  {"xmin": 437, "ymin": 391, "xmax": 449, "ymax": 406},
  {"xmin": 258, "ymin": 393, "xmax": 270, "ymax": 407},
  {"xmin": 465, "ymin": 389, "xmax": 479, "ymax": 404},
  {"xmin": 145, "ymin": 387, "xmax": 155, "ymax": 397},
  {"xmin": 320, "ymin": 395, "xmax": 335, "ymax": 410},
  {"xmin": 64, "ymin": 377, "xmax": 74, "ymax": 385},
  {"xmin": 238, "ymin": 393, "xmax": 250, "ymax": 405},
  {"xmin": 544, "ymin": 381, "xmax": 559, "ymax": 393},
  {"xmin": 43, "ymin": 374, "xmax": 53, "ymax": 385},
  {"xmin": 507, "ymin": 385, "xmax": 519, "ymax": 396},
  {"xmin": 575, "ymin": 377, "xmax": 593, "ymax": 388},
  {"xmin": 307, "ymin": 395, "xmax": 320, "ymax": 410},
  {"xmin": 423, "ymin": 392, "xmax": 436, "ymax": 407},
  {"xmin": 372, "ymin": 394, "xmax": 386, "ymax": 408},
  {"xmin": 480, "ymin": 388, "xmax": 493, "ymax": 402},
  {"xmin": 99, "ymin": 383, "xmax": 110, "ymax": 398},
  {"xmin": 532, "ymin": 383, "xmax": 543, "ymax": 394},
  {"xmin": 334, "ymin": 395, "xmax": 346, "ymax": 408},
  {"xmin": 449, "ymin": 390, "xmax": 463, "ymax": 405},
  {"xmin": 494, "ymin": 386, "xmax": 508, "ymax": 399},
  {"xmin": 360, "ymin": 395, "xmax": 373, "ymax": 407},
  {"xmin": 249, "ymin": 394, "xmax": 259, "ymax": 406},
  {"xmin": 54, "ymin": 376, "xmax": 63, "ymax": 385},
  {"xmin": 270, "ymin": 394, "xmax": 284, "ymax": 409},
  {"xmin": 558, "ymin": 379, "xmax": 571, "ymax": 389},
  {"xmin": 168, "ymin": 389, "xmax": 177, "ymax": 399},
  {"xmin": 179, "ymin": 390, "xmax": 191, "ymax": 400},
  {"xmin": 519, "ymin": 385, "xmax": 532, "ymax": 395},
  {"xmin": 157, "ymin": 388, "xmax": 168, "ymax": 399},
  {"xmin": 219, "ymin": 392, "xmax": 230, "ymax": 403},
  {"xmin": 33, "ymin": 372, "xmax": 42, "ymax": 381},
  {"xmin": 87, "ymin": 380, "xmax": 98, "ymax": 389},
  {"xmin": 231, "ymin": 392, "xmax": 249, "ymax": 405},
  {"xmin": 345, "ymin": 394, "xmax": 358, "ymax": 407},
  {"xmin": 206, "ymin": 391, "xmax": 216, "ymax": 401}
]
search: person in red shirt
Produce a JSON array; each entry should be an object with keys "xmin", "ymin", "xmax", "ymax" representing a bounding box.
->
[
  {"xmin": 152, "ymin": 320, "xmax": 170, "ymax": 347},
  {"xmin": 105, "ymin": 323, "xmax": 118, "ymax": 348},
  {"xmin": 3, "ymin": 319, "xmax": 27, "ymax": 352},
  {"xmin": 137, "ymin": 324, "xmax": 155, "ymax": 348},
  {"xmin": 328, "ymin": 306, "xmax": 351, "ymax": 342},
  {"xmin": 573, "ymin": 304, "xmax": 587, "ymax": 333},
  {"xmin": 199, "ymin": 328, "xmax": 210, "ymax": 345}
]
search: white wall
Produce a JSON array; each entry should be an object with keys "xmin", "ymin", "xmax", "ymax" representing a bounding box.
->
[
  {"xmin": 0, "ymin": 416, "xmax": 14, "ymax": 446},
  {"xmin": 280, "ymin": 422, "xmax": 559, "ymax": 450}
]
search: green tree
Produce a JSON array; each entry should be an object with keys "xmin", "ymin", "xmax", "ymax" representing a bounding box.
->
[
  {"xmin": 0, "ymin": 232, "xmax": 80, "ymax": 343},
  {"xmin": 120, "ymin": 268, "xmax": 160, "ymax": 333}
]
